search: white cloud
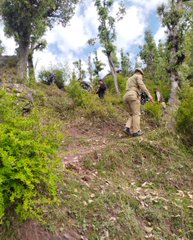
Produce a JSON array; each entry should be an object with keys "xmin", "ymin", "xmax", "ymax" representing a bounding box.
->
[
  {"xmin": 154, "ymin": 25, "xmax": 167, "ymax": 45},
  {"xmin": 44, "ymin": 1, "xmax": 98, "ymax": 55},
  {"xmin": 115, "ymin": 5, "xmax": 146, "ymax": 50},
  {"xmin": 129, "ymin": 0, "xmax": 168, "ymax": 12},
  {"xmin": 0, "ymin": 24, "xmax": 16, "ymax": 55}
]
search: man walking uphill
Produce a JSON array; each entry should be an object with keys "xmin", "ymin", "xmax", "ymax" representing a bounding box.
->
[{"xmin": 123, "ymin": 68, "xmax": 153, "ymax": 137}]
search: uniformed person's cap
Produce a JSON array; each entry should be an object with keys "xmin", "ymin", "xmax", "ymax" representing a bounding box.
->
[{"xmin": 135, "ymin": 68, "xmax": 144, "ymax": 75}]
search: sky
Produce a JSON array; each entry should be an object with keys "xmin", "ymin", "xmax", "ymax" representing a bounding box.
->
[{"xmin": 0, "ymin": 0, "xmax": 168, "ymax": 79}]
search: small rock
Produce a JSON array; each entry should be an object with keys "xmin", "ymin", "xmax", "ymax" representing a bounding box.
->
[
  {"xmin": 144, "ymin": 226, "xmax": 153, "ymax": 233},
  {"xmin": 90, "ymin": 193, "xmax": 95, "ymax": 198}
]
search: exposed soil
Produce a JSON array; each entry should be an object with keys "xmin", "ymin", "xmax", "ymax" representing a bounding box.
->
[
  {"xmin": 15, "ymin": 220, "xmax": 84, "ymax": 240},
  {"xmin": 62, "ymin": 119, "xmax": 123, "ymax": 177}
]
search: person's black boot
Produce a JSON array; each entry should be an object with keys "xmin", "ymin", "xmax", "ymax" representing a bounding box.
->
[
  {"xmin": 133, "ymin": 131, "xmax": 144, "ymax": 137},
  {"xmin": 123, "ymin": 127, "xmax": 131, "ymax": 136}
]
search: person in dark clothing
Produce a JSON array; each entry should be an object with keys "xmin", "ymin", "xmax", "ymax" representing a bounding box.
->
[
  {"xmin": 47, "ymin": 72, "xmax": 56, "ymax": 85},
  {"xmin": 96, "ymin": 79, "xmax": 107, "ymax": 99}
]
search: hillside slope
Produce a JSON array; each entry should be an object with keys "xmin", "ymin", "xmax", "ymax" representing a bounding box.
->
[{"xmin": 0, "ymin": 84, "xmax": 192, "ymax": 240}]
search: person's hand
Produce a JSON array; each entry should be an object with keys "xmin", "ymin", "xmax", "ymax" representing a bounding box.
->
[{"xmin": 149, "ymin": 95, "xmax": 154, "ymax": 102}]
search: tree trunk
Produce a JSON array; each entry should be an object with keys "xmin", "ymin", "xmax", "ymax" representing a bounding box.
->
[
  {"xmin": 107, "ymin": 53, "xmax": 120, "ymax": 95},
  {"xmin": 168, "ymin": 70, "xmax": 179, "ymax": 107},
  {"xmin": 168, "ymin": 31, "xmax": 179, "ymax": 107},
  {"xmin": 168, "ymin": 11, "xmax": 180, "ymax": 106},
  {"xmin": 28, "ymin": 51, "xmax": 35, "ymax": 81},
  {"xmin": 17, "ymin": 42, "xmax": 29, "ymax": 80}
]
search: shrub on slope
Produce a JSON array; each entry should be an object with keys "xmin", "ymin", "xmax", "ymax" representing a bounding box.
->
[{"xmin": 0, "ymin": 90, "xmax": 62, "ymax": 222}]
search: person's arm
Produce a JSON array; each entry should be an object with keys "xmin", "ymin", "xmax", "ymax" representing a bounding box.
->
[{"xmin": 136, "ymin": 76, "xmax": 153, "ymax": 101}]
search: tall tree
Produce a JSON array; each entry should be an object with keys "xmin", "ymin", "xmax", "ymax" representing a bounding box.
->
[
  {"xmin": 93, "ymin": 0, "xmax": 125, "ymax": 95},
  {"xmin": 28, "ymin": 39, "xmax": 47, "ymax": 81},
  {"xmin": 180, "ymin": 26, "xmax": 193, "ymax": 86},
  {"xmin": 73, "ymin": 59, "xmax": 86, "ymax": 80},
  {"xmin": 87, "ymin": 55, "xmax": 94, "ymax": 83},
  {"xmin": 179, "ymin": 1, "xmax": 193, "ymax": 86},
  {"xmin": 157, "ymin": 0, "xmax": 188, "ymax": 106},
  {"xmin": 139, "ymin": 31, "xmax": 158, "ymax": 72},
  {"xmin": 120, "ymin": 48, "xmax": 131, "ymax": 76},
  {"xmin": 139, "ymin": 31, "xmax": 169, "ymax": 84},
  {"xmin": 93, "ymin": 51, "xmax": 105, "ymax": 78},
  {"xmin": 156, "ymin": 40, "xmax": 170, "ymax": 84},
  {"xmin": 0, "ymin": 0, "xmax": 79, "ymax": 80}
]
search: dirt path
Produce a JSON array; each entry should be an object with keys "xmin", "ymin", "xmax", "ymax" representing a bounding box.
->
[
  {"xmin": 63, "ymin": 136, "xmax": 108, "ymax": 164},
  {"xmin": 61, "ymin": 121, "xmax": 124, "ymax": 179}
]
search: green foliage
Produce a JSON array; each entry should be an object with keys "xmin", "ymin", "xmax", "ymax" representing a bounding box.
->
[
  {"xmin": 0, "ymin": 40, "xmax": 5, "ymax": 55},
  {"xmin": 66, "ymin": 80, "xmax": 119, "ymax": 120},
  {"xmin": 93, "ymin": 51, "xmax": 106, "ymax": 78},
  {"xmin": 144, "ymin": 102, "xmax": 162, "ymax": 123},
  {"xmin": 38, "ymin": 70, "xmax": 50, "ymax": 83},
  {"xmin": 139, "ymin": 31, "xmax": 158, "ymax": 71},
  {"xmin": 0, "ymin": 0, "xmax": 78, "ymax": 78},
  {"xmin": 104, "ymin": 73, "xmax": 127, "ymax": 95},
  {"xmin": 139, "ymin": 32, "xmax": 169, "ymax": 86},
  {"xmin": 0, "ymin": 0, "xmax": 78, "ymax": 43},
  {"xmin": 66, "ymin": 80, "xmax": 90, "ymax": 108},
  {"xmin": 176, "ymin": 85, "xmax": 193, "ymax": 146},
  {"xmin": 157, "ymin": 80, "xmax": 170, "ymax": 102},
  {"xmin": 157, "ymin": 0, "xmax": 187, "ymax": 79},
  {"xmin": 180, "ymin": 26, "xmax": 193, "ymax": 86},
  {"xmin": 93, "ymin": 0, "xmax": 125, "ymax": 94},
  {"xmin": 54, "ymin": 69, "xmax": 65, "ymax": 89},
  {"xmin": 120, "ymin": 49, "xmax": 131, "ymax": 76},
  {"xmin": 0, "ymin": 90, "xmax": 62, "ymax": 222},
  {"xmin": 73, "ymin": 59, "xmax": 86, "ymax": 80},
  {"xmin": 39, "ymin": 69, "xmax": 66, "ymax": 89}
]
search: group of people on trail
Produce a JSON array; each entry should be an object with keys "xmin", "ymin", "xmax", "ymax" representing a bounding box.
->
[
  {"xmin": 80, "ymin": 78, "xmax": 107, "ymax": 99},
  {"xmin": 48, "ymin": 68, "xmax": 163, "ymax": 138}
]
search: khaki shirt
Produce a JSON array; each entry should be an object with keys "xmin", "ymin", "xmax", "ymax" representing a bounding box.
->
[{"xmin": 126, "ymin": 73, "xmax": 151, "ymax": 98}]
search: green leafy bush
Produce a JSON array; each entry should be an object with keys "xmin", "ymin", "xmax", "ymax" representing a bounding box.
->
[
  {"xmin": 144, "ymin": 102, "xmax": 162, "ymax": 124},
  {"xmin": 66, "ymin": 80, "xmax": 90, "ymax": 108},
  {"xmin": 0, "ymin": 90, "xmax": 62, "ymax": 222},
  {"xmin": 66, "ymin": 80, "xmax": 118, "ymax": 120},
  {"xmin": 176, "ymin": 85, "xmax": 193, "ymax": 146},
  {"xmin": 104, "ymin": 74, "xmax": 127, "ymax": 95},
  {"xmin": 39, "ymin": 70, "xmax": 52, "ymax": 83},
  {"xmin": 39, "ymin": 69, "xmax": 65, "ymax": 89},
  {"xmin": 54, "ymin": 69, "xmax": 66, "ymax": 89}
]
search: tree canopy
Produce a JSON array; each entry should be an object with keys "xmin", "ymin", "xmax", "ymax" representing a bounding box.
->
[
  {"xmin": 0, "ymin": 0, "xmax": 79, "ymax": 79},
  {"xmin": 92, "ymin": 0, "xmax": 125, "ymax": 95}
]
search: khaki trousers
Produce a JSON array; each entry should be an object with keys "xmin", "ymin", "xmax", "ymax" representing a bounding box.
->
[{"xmin": 124, "ymin": 92, "xmax": 141, "ymax": 133}]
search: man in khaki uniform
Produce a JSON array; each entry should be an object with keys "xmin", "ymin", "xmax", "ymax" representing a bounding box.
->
[{"xmin": 123, "ymin": 68, "xmax": 153, "ymax": 137}]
